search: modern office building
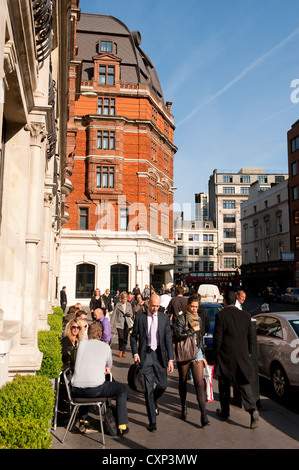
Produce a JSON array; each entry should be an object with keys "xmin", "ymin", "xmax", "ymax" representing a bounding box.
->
[
  {"xmin": 240, "ymin": 180, "xmax": 291, "ymax": 294},
  {"xmin": 173, "ymin": 211, "xmax": 218, "ymax": 283},
  {"xmin": 208, "ymin": 168, "xmax": 288, "ymax": 273},
  {"xmin": 288, "ymin": 119, "xmax": 299, "ymax": 286},
  {"xmin": 60, "ymin": 13, "xmax": 177, "ymax": 304},
  {"xmin": 0, "ymin": 0, "xmax": 76, "ymax": 386}
]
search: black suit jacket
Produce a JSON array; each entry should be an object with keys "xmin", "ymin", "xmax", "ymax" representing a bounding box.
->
[
  {"xmin": 130, "ymin": 311, "xmax": 174, "ymax": 368},
  {"xmin": 213, "ymin": 305, "xmax": 254, "ymax": 383},
  {"xmin": 60, "ymin": 289, "xmax": 67, "ymax": 308}
]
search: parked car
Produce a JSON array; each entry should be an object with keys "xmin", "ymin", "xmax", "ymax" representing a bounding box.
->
[
  {"xmin": 283, "ymin": 287, "xmax": 299, "ymax": 303},
  {"xmin": 253, "ymin": 312, "xmax": 299, "ymax": 398},
  {"xmin": 198, "ymin": 284, "xmax": 223, "ymax": 303},
  {"xmin": 202, "ymin": 302, "xmax": 223, "ymax": 352},
  {"xmin": 265, "ymin": 286, "xmax": 283, "ymax": 302}
]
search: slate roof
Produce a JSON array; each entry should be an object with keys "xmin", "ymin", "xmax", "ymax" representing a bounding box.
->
[{"xmin": 77, "ymin": 13, "xmax": 164, "ymax": 102}]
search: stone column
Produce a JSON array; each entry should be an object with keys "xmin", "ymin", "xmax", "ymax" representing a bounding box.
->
[
  {"xmin": 39, "ymin": 191, "xmax": 54, "ymax": 329},
  {"xmin": 21, "ymin": 120, "xmax": 47, "ymax": 345}
]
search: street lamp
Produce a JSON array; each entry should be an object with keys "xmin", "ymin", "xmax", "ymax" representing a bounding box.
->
[{"xmin": 80, "ymin": 91, "xmax": 97, "ymax": 98}]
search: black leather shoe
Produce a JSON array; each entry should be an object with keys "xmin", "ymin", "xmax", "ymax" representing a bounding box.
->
[
  {"xmin": 147, "ymin": 423, "xmax": 157, "ymax": 432},
  {"xmin": 180, "ymin": 405, "xmax": 187, "ymax": 420},
  {"xmin": 216, "ymin": 408, "xmax": 229, "ymax": 420},
  {"xmin": 201, "ymin": 413, "xmax": 210, "ymax": 427},
  {"xmin": 117, "ymin": 427, "xmax": 129, "ymax": 437},
  {"xmin": 250, "ymin": 410, "xmax": 259, "ymax": 429}
]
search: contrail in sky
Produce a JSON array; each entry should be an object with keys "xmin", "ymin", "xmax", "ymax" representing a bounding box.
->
[{"xmin": 176, "ymin": 27, "xmax": 299, "ymax": 128}]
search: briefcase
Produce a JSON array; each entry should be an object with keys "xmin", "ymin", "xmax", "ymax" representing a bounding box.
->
[{"xmin": 127, "ymin": 361, "xmax": 145, "ymax": 393}]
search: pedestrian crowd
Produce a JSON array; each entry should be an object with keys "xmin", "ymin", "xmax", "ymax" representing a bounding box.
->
[{"xmin": 59, "ymin": 284, "xmax": 258, "ymax": 437}]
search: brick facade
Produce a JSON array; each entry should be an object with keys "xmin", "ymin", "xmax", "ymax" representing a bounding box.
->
[{"xmin": 65, "ymin": 15, "xmax": 176, "ymax": 238}]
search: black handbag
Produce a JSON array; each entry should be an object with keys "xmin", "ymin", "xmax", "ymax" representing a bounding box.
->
[
  {"xmin": 127, "ymin": 361, "xmax": 146, "ymax": 393},
  {"xmin": 103, "ymin": 405, "xmax": 117, "ymax": 436}
]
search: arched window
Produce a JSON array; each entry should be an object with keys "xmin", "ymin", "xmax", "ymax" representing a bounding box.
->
[
  {"xmin": 110, "ymin": 264, "xmax": 129, "ymax": 296},
  {"xmin": 76, "ymin": 264, "xmax": 95, "ymax": 298}
]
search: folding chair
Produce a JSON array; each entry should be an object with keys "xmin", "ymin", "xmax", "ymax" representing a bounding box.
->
[
  {"xmin": 62, "ymin": 367, "xmax": 108, "ymax": 445},
  {"xmin": 52, "ymin": 371, "xmax": 62, "ymax": 430}
]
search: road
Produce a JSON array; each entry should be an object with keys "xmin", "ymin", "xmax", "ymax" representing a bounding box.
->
[{"xmin": 51, "ymin": 300, "xmax": 299, "ymax": 452}]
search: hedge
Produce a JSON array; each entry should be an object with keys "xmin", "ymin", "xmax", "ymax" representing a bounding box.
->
[
  {"xmin": 0, "ymin": 375, "xmax": 54, "ymax": 449},
  {"xmin": 0, "ymin": 307, "xmax": 64, "ymax": 448},
  {"xmin": 37, "ymin": 329, "xmax": 63, "ymax": 379}
]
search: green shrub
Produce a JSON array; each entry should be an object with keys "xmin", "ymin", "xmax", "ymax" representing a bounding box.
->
[
  {"xmin": 37, "ymin": 329, "xmax": 63, "ymax": 378},
  {"xmin": 0, "ymin": 375, "xmax": 54, "ymax": 449},
  {"xmin": 0, "ymin": 374, "xmax": 54, "ymax": 420},
  {"xmin": 47, "ymin": 312, "xmax": 63, "ymax": 333},
  {"xmin": 0, "ymin": 417, "xmax": 52, "ymax": 449},
  {"xmin": 52, "ymin": 306, "xmax": 63, "ymax": 318}
]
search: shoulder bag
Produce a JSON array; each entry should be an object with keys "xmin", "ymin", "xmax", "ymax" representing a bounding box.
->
[{"xmin": 174, "ymin": 316, "xmax": 197, "ymax": 363}]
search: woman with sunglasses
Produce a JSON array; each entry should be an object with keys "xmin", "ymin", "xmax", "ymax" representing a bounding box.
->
[{"xmin": 61, "ymin": 319, "xmax": 84, "ymax": 368}]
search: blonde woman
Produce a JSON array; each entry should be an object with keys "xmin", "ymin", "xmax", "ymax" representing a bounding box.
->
[
  {"xmin": 89, "ymin": 288, "xmax": 105, "ymax": 319},
  {"xmin": 113, "ymin": 291, "xmax": 134, "ymax": 358},
  {"xmin": 61, "ymin": 319, "xmax": 84, "ymax": 368}
]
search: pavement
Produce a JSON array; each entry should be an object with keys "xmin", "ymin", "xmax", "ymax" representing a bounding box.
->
[{"xmin": 51, "ymin": 310, "xmax": 299, "ymax": 453}]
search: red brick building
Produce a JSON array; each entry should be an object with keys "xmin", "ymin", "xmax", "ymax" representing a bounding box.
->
[{"xmin": 61, "ymin": 12, "xmax": 177, "ymax": 302}]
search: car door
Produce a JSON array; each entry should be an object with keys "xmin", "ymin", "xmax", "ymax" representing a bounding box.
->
[{"xmin": 256, "ymin": 315, "xmax": 283, "ymax": 378}]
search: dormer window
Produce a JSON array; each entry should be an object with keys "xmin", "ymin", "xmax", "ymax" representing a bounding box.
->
[
  {"xmin": 99, "ymin": 65, "xmax": 115, "ymax": 85},
  {"xmin": 100, "ymin": 41, "xmax": 112, "ymax": 52}
]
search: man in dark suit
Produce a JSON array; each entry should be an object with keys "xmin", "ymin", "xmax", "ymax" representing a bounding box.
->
[
  {"xmin": 60, "ymin": 286, "xmax": 67, "ymax": 312},
  {"xmin": 130, "ymin": 293, "xmax": 174, "ymax": 432},
  {"xmin": 213, "ymin": 290, "xmax": 259, "ymax": 428}
]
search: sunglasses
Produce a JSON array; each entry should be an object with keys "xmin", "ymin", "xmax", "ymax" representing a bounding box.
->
[{"xmin": 71, "ymin": 326, "xmax": 80, "ymax": 330}]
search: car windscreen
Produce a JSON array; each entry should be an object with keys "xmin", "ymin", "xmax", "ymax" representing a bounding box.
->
[
  {"xmin": 206, "ymin": 306, "xmax": 223, "ymax": 320},
  {"xmin": 289, "ymin": 319, "xmax": 299, "ymax": 338}
]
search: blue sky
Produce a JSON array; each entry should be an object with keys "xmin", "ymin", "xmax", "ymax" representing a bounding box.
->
[{"xmin": 80, "ymin": 0, "xmax": 299, "ymax": 216}]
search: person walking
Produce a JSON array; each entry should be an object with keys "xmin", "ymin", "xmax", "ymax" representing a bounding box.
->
[
  {"xmin": 130, "ymin": 293, "xmax": 174, "ymax": 432},
  {"xmin": 213, "ymin": 290, "xmax": 259, "ymax": 428},
  {"xmin": 93, "ymin": 308, "xmax": 111, "ymax": 345},
  {"xmin": 235, "ymin": 290, "xmax": 246, "ymax": 310},
  {"xmin": 60, "ymin": 286, "xmax": 67, "ymax": 312},
  {"xmin": 89, "ymin": 288, "xmax": 106, "ymax": 320},
  {"xmin": 113, "ymin": 292, "xmax": 134, "ymax": 358},
  {"xmin": 173, "ymin": 294, "xmax": 210, "ymax": 427},
  {"xmin": 167, "ymin": 285, "xmax": 187, "ymax": 323}
]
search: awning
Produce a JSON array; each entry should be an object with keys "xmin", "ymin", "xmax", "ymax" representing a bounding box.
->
[{"xmin": 151, "ymin": 264, "xmax": 189, "ymax": 271}]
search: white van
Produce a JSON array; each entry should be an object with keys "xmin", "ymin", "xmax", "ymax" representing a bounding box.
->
[{"xmin": 198, "ymin": 284, "xmax": 223, "ymax": 303}]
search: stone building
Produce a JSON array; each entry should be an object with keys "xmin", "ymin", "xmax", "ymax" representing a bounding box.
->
[
  {"xmin": 0, "ymin": 0, "xmax": 77, "ymax": 386},
  {"xmin": 240, "ymin": 180, "xmax": 291, "ymax": 294},
  {"xmin": 208, "ymin": 167, "xmax": 288, "ymax": 273},
  {"xmin": 60, "ymin": 13, "xmax": 177, "ymax": 304},
  {"xmin": 173, "ymin": 211, "xmax": 218, "ymax": 284}
]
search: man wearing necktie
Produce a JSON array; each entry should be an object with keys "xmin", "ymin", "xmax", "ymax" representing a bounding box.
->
[
  {"xmin": 130, "ymin": 293, "xmax": 174, "ymax": 432},
  {"xmin": 235, "ymin": 290, "xmax": 246, "ymax": 310}
]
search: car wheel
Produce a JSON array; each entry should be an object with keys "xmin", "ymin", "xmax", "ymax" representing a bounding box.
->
[{"xmin": 271, "ymin": 364, "xmax": 289, "ymax": 398}]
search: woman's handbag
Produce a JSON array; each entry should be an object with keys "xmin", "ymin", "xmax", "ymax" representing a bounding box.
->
[
  {"xmin": 126, "ymin": 315, "xmax": 134, "ymax": 329},
  {"xmin": 203, "ymin": 364, "xmax": 214, "ymax": 402},
  {"xmin": 174, "ymin": 333, "xmax": 197, "ymax": 362},
  {"xmin": 127, "ymin": 361, "xmax": 146, "ymax": 393}
]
